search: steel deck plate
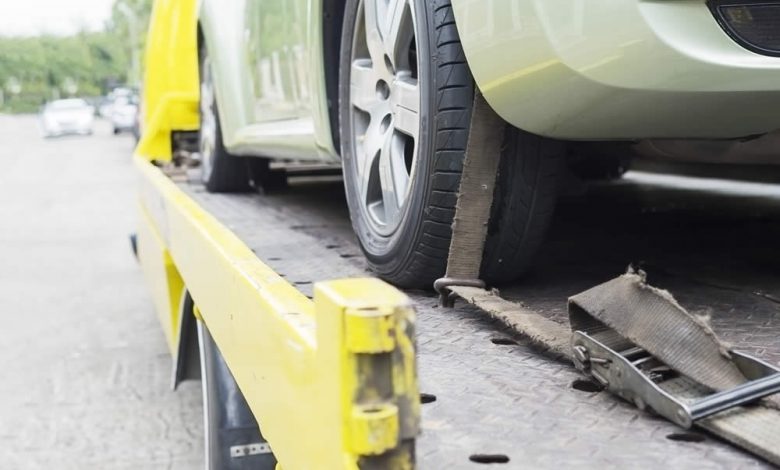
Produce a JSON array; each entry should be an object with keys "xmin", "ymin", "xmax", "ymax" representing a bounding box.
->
[{"xmin": 176, "ymin": 170, "xmax": 778, "ymax": 469}]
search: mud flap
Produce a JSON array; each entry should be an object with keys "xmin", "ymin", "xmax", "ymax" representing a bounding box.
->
[{"xmin": 198, "ymin": 321, "xmax": 276, "ymax": 470}]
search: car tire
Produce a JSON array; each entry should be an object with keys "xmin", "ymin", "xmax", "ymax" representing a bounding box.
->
[
  {"xmin": 480, "ymin": 128, "xmax": 563, "ymax": 284},
  {"xmin": 198, "ymin": 45, "xmax": 253, "ymax": 193},
  {"xmin": 197, "ymin": 318, "xmax": 276, "ymax": 470},
  {"xmin": 340, "ymin": 0, "xmax": 562, "ymax": 288},
  {"xmin": 247, "ymin": 158, "xmax": 289, "ymax": 194}
]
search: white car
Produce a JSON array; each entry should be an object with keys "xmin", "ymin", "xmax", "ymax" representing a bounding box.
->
[
  {"xmin": 110, "ymin": 95, "xmax": 139, "ymax": 135},
  {"xmin": 40, "ymin": 99, "xmax": 94, "ymax": 138}
]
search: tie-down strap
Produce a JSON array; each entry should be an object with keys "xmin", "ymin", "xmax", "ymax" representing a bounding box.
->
[
  {"xmin": 434, "ymin": 91, "xmax": 504, "ymax": 307},
  {"xmin": 569, "ymin": 271, "xmax": 780, "ymax": 466},
  {"xmin": 436, "ymin": 90, "xmax": 780, "ymax": 465}
]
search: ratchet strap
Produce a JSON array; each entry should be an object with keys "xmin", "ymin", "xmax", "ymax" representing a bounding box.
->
[
  {"xmin": 569, "ymin": 271, "xmax": 780, "ymax": 466},
  {"xmin": 437, "ymin": 93, "xmax": 780, "ymax": 465},
  {"xmin": 433, "ymin": 91, "xmax": 503, "ymax": 307}
]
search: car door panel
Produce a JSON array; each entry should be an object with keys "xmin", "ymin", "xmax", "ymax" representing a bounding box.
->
[
  {"xmin": 246, "ymin": 0, "xmax": 299, "ymax": 122},
  {"xmin": 200, "ymin": 0, "xmax": 338, "ymax": 162},
  {"xmin": 198, "ymin": 0, "xmax": 254, "ymax": 150}
]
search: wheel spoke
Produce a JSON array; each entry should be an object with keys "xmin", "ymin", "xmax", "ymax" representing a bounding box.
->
[
  {"xmin": 392, "ymin": 76, "xmax": 420, "ymax": 138},
  {"xmin": 350, "ymin": 60, "xmax": 377, "ymax": 113},
  {"xmin": 378, "ymin": 133, "xmax": 409, "ymax": 222},
  {"xmin": 390, "ymin": 136, "xmax": 411, "ymax": 205},
  {"xmin": 378, "ymin": 136, "xmax": 400, "ymax": 222},
  {"xmin": 349, "ymin": 0, "xmax": 419, "ymax": 235},
  {"xmin": 359, "ymin": 146, "xmax": 379, "ymax": 204},
  {"xmin": 357, "ymin": 115, "xmax": 385, "ymax": 199},
  {"xmin": 382, "ymin": 0, "xmax": 413, "ymax": 65},
  {"xmin": 362, "ymin": 0, "xmax": 386, "ymax": 67}
]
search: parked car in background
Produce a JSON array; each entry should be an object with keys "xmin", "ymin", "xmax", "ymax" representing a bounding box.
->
[
  {"xmin": 111, "ymin": 95, "xmax": 139, "ymax": 135},
  {"xmin": 40, "ymin": 98, "xmax": 94, "ymax": 138},
  {"xmin": 132, "ymin": 98, "xmax": 142, "ymax": 142},
  {"xmin": 97, "ymin": 97, "xmax": 115, "ymax": 119},
  {"xmin": 98, "ymin": 87, "xmax": 137, "ymax": 119}
]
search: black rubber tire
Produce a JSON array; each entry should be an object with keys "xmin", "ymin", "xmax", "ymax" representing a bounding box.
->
[
  {"xmin": 198, "ymin": 45, "xmax": 253, "ymax": 193},
  {"xmin": 247, "ymin": 158, "xmax": 289, "ymax": 194},
  {"xmin": 481, "ymin": 128, "xmax": 563, "ymax": 285},
  {"xmin": 198, "ymin": 319, "xmax": 276, "ymax": 470},
  {"xmin": 340, "ymin": 0, "xmax": 562, "ymax": 288},
  {"xmin": 340, "ymin": 0, "xmax": 473, "ymax": 288}
]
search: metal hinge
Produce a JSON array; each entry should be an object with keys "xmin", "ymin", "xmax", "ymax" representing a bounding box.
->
[{"xmin": 571, "ymin": 331, "xmax": 780, "ymax": 428}]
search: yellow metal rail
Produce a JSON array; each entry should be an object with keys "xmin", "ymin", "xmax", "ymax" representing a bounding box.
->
[
  {"xmin": 134, "ymin": 157, "xmax": 419, "ymax": 469},
  {"xmin": 136, "ymin": 0, "xmax": 199, "ymax": 162}
]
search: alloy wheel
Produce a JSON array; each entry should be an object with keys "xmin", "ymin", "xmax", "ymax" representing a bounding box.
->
[{"xmin": 349, "ymin": 0, "xmax": 420, "ymax": 236}]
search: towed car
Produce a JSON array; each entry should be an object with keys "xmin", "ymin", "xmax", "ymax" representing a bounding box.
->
[
  {"xmin": 40, "ymin": 99, "xmax": 94, "ymax": 138},
  {"xmin": 140, "ymin": 0, "xmax": 780, "ymax": 288}
]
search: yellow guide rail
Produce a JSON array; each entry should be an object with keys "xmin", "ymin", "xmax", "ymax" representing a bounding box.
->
[{"xmin": 134, "ymin": 156, "xmax": 419, "ymax": 469}]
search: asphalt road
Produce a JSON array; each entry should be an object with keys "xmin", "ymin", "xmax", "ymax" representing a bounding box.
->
[{"xmin": 0, "ymin": 115, "xmax": 203, "ymax": 469}]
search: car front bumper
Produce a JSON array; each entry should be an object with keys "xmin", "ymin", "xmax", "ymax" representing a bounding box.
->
[
  {"xmin": 43, "ymin": 122, "xmax": 93, "ymax": 136},
  {"xmin": 453, "ymin": 0, "xmax": 780, "ymax": 140},
  {"xmin": 112, "ymin": 112, "xmax": 137, "ymax": 130}
]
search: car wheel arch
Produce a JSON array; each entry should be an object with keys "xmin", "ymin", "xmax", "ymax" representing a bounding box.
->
[{"xmin": 322, "ymin": 0, "xmax": 347, "ymax": 155}]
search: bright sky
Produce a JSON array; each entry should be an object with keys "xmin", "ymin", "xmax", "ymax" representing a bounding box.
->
[{"xmin": 0, "ymin": 0, "xmax": 114, "ymax": 37}]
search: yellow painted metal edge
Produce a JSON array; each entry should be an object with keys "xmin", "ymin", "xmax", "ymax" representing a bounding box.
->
[
  {"xmin": 134, "ymin": 156, "xmax": 419, "ymax": 469},
  {"xmin": 136, "ymin": 200, "xmax": 184, "ymax": 355},
  {"xmin": 136, "ymin": 0, "xmax": 199, "ymax": 162}
]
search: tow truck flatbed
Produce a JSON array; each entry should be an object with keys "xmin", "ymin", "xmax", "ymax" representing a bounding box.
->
[{"xmin": 137, "ymin": 158, "xmax": 780, "ymax": 468}]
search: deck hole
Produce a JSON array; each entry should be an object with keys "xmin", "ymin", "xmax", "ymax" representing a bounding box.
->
[
  {"xmin": 666, "ymin": 432, "xmax": 706, "ymax": 443},
  {"xmin": 294, "ymin": 281, "xmax": 312, "ymax": 286},
  {"xmin": 420, "ymin": 393, "xmax": 437, "ymax": 404},
  {"xmin": 490, "ymin": 337, "xmax": 518, "ymax": 346},
  {"xmin": 325, "ymin": 244, "xmax": 340, "ymax": 249},
  {"xmin": 340, "ymin": 254, "xmax": 356, "ymax": 259},
  {"xmin": 571, "ymin": 379, "xmax": 604, "ymax": 393},
  {"xmin": 469, "ymin": 454, "xmax": 509, "ymax": 464},
  {"xmin": 268, "ymin": 257, "xmax": 282, "ymax": 261}
]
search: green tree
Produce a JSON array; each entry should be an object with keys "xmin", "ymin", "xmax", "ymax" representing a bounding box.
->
[{"xmin": 0, "ymin": 0, "xmax": 151, "ymax": 113}]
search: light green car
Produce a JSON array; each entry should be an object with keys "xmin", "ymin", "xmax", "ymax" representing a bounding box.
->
[{"xmin": 196, "ymin": 0, "xmax": 780, "ymax": 287}]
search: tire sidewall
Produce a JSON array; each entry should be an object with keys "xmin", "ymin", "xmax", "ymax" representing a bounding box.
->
[{"xmin": 339, "ymin": 0, "xmax": 436, "ymax": 276}]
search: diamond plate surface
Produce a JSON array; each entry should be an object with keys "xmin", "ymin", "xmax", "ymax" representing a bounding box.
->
[
  {"xmin": 178, "ymin": 171, "xmax": 778, "ymax": 469},
  {"xmin": 500, "ymin": 173, "xmax": 780, "ymax": 368}
]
